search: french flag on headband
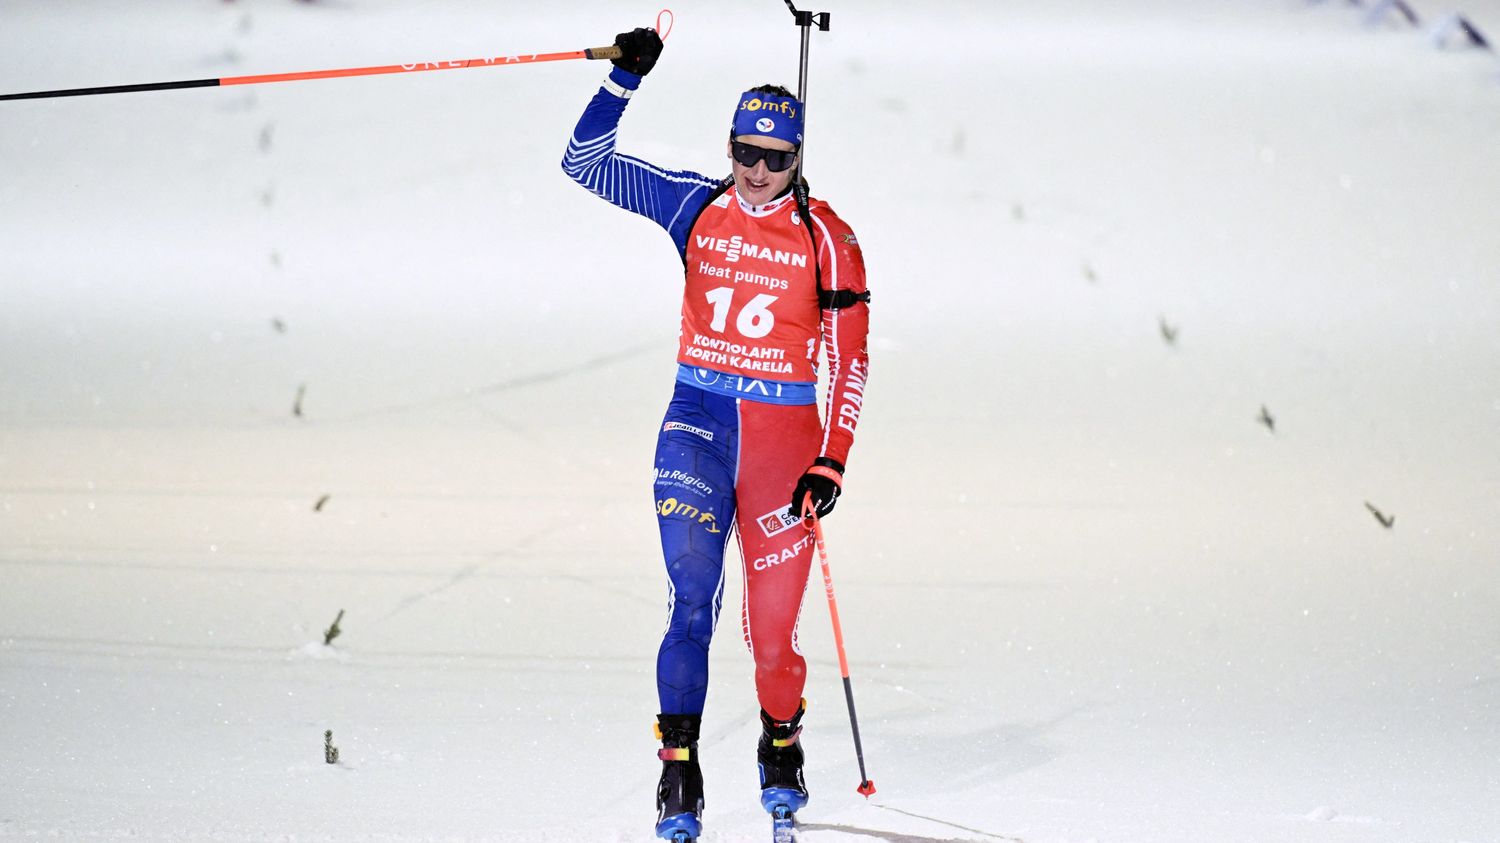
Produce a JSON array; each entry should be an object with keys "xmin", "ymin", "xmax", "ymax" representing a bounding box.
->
[{"xmin": 731, "ymin": 90, "xmax": 804, "ymax": 147}]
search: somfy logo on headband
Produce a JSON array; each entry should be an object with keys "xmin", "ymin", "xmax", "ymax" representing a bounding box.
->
[{"xmin": 739, "ymin": 97, "xmax": 798, "ymax": 119}]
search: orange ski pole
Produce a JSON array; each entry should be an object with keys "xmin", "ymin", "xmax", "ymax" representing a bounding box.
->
[
  {"xmin": 1, "ymin": 10, "xmax": 674, "ymax": 102},
  {"xmin": 803, "ymin": 494, "xmax": 877, "ymax": 798},
  {"xmin": 0, "ymin": 47, "xmax": 615, "ymax": 102}
]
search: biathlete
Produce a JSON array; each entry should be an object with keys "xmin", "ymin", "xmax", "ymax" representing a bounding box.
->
[{"xmin": 561, "ymin": 27, "xmax": 871, "ymax": 842}]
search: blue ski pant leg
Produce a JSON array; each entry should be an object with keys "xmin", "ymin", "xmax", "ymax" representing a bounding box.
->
[{"xmin": 652, "ymin": 384, "xmax": 739, "ymax": 715}]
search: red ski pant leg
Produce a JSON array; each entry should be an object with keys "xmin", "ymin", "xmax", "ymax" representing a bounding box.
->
[{"xmin": 734, "ymin": 399, "xmax": 822, "ymax": 723}]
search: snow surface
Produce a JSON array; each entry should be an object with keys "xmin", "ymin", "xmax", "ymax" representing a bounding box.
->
[{"xmin": 2, "ymin": 1, "xmax": 1498, "ymax": 841}]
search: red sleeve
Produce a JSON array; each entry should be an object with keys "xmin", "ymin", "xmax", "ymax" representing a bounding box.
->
[{"xmin": 808, "ymin": 206, "xmax": 870, "ymax": 468}]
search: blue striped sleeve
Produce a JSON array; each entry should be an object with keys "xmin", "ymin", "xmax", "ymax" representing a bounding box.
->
[{"xmin": 562, "ymin": 68, "xmax": 723, "ymax": 259}]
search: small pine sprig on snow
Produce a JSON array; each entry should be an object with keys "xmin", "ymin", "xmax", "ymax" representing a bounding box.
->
[
  {"xmin": 323, "ymin": 609, "xmax": 345, "ymax": 647},
  {"xmin": 324, "ymin": 730, "xmax": 340, "ymax": 765}
]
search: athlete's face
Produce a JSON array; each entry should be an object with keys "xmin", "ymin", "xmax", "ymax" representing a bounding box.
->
[{"xmin": 729, "ymin": 135, "xmax": 799, "ymax": 206}]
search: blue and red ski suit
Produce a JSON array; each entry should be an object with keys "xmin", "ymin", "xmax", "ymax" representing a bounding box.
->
[{"xmin": 563, "ymin": 67, "xmax": 870, "ymax": 723}]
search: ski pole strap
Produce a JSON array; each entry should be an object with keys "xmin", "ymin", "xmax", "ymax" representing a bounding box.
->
[
  {"xmin": 805, "ymin": 464, "xmax": 843, "ymax": 485},
  {"xmin": 587, "ymin": 9, "xmax": 673, "ymax": 60},
  {"xmin": 655, "ymin": 9, "xmax": 676, "ymax": 40},
  {"xmin": 658, "ymin": 747, "xmax": 692, "ymax": 761}
]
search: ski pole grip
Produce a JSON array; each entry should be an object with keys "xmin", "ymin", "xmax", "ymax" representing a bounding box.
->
[{"xmin": 585, "ymin": 45, "xmax": 624, "ymax": 61}]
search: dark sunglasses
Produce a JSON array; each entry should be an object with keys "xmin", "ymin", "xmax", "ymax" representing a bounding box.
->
[{"xmin": 731, "ymin": 141, "xmax": 798, "ymax": 173}]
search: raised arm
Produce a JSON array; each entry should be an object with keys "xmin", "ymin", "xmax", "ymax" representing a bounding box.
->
[{"xmin": 560, "ymin": 31, "xmax": 720, "ymax": 258}]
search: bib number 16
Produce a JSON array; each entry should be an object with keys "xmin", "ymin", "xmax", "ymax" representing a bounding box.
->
[{"xmin": 705, "ymin": 288, "xmax": 778, "ymax": 339}]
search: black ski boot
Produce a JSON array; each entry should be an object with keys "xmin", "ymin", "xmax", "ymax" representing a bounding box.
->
[
  {"xmin": 654, "ymin": 713, "xmax": 704, "ymax": 842},
  {"xmin": 757, "ymin": 699, "xmax": 809, "ymax": 816}
]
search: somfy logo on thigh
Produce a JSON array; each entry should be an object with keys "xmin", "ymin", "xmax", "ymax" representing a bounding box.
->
[
  {"xmin": 757, "ymin": 506, "xmax": 801, "ymax": 538},
  {"xmin": 657, "ymin": 497, "xmax": 722, "ymax": 534}
]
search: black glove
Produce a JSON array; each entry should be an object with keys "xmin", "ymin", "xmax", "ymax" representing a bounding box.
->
[
  {"xmin": 612, "ymin": 27, "xmax": 664, "ymax": 77},
  {"xmin": 791, "ymin": 457, "xmax": 844, "ymax": 520}
]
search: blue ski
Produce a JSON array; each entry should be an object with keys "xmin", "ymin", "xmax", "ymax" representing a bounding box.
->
[
  {"xmin": 762, "ymin": 785, "xmax": 805, "ymax": 843},
  {"xmin": 771, "ymin": 804, "xmax": 797, "ymax": 843}
]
